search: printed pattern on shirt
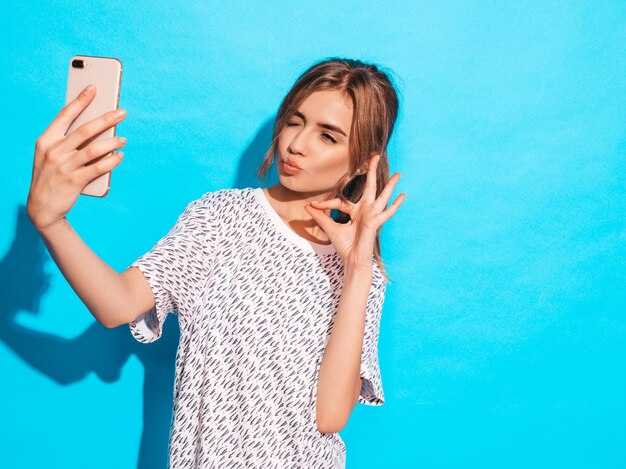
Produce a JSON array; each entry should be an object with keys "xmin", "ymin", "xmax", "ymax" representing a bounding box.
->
[{"xmin": 127, "ymin": 187, "xmax": 387, "ymax": 468}]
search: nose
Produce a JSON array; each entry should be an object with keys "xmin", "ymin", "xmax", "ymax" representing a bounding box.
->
[{"xmin": 286, "ymin": 126, "xmax": 307, "ymax": 156}]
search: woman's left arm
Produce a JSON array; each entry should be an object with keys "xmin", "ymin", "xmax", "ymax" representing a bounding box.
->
[
  {"xmin": 305, "ymin": 152, "xmax": 406, "ymax": 433},
  {"xmin": 315, "ymin": 264, "xmax": 373, "ymax": 433}
]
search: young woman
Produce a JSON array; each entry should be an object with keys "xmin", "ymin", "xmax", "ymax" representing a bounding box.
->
[{"xmin": 27, "ymin": 57, "xmax": 405, "ymax": 468}]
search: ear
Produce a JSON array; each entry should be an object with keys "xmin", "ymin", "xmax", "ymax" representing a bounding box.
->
[
  {"xmin": 356, "ymin": 161, "xmax": 369, "ymax": 175},
  {"xmin": 356, "ymin": 153, "xmax": 379, "ymax": 175}
]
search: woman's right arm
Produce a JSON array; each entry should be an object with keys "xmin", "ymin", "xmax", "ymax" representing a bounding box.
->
[
  {"xmin": 27, "ymin": 83, "xmax": 153, "ymax": 329},
  {"xmin": 36, "ymin": 219, "xmax": 154, "ymax": 329}
]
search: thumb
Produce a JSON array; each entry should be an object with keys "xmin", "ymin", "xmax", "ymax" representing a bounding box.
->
[{"xmin": 304, "ymin": 203, "xmax": 335, "ymax": 237}]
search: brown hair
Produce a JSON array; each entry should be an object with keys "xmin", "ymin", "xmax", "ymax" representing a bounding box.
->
[{"xmin": 256, "ymin": 57, "xmax": 401, "ymax": 283}]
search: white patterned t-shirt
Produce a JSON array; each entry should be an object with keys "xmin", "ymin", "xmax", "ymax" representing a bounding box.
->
[{"xmin": 127, "ymin": 187, "xmax": 386, "ymax": 468}]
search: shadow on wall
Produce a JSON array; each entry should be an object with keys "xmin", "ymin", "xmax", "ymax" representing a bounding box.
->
[{"xmin": 0, "ymin": 117, "xmax": 276, "ymax": 468}]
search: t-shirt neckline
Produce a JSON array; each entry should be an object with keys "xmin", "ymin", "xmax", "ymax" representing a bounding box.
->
[{"xmin": 252, "ymin": 187, "xmax": 337, "ymax": 256}]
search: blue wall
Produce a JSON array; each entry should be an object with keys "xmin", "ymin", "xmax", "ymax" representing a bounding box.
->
[{"xmin": 2, "ymin": 1, "xmax": 625, "ymax": 467}]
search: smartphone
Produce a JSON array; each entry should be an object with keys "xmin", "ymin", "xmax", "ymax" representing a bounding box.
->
[{"xmin": 65, "ymin": 55, "xmax": 123, "ymax": 198}]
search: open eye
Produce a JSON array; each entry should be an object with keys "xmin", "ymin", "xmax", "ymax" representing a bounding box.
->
[{"xmin": 322, "ymin": 133, "xmax": 337, "ymax": 143}]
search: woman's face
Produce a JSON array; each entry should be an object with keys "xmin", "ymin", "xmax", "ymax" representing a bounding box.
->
[{"xmin": 277, "ymin": 89, "xmax": 353, "ymax": 195}]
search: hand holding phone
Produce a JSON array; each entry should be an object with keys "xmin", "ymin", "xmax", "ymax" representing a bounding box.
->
[
  {"xmin": 27, "ymin": 57, "xmax": 126, "ymax": 233},
  {"xmin": 64, "ymin": 55, "xmax": 123, "ymax": 197}
]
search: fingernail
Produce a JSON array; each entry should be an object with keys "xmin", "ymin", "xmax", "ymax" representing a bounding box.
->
[
  {"xmin": 311, "ymin": 200, "xmax": 319, "ymax": 204},
  {"xmin": 115, "ymin": 109, "xmax": 126, "ymax": 117},
  {"xmin": 83, "ymin": 84, "xmax": 94, "ymax": 94}
]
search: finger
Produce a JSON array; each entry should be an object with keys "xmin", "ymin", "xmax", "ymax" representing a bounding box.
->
[
  {"xmin": 41, "ymin": 84, "xmax": 97, "ymax": 141},
  {"xmin": 373, "ymin": 172, "xmax": 402, "ymax": 213},
  {"xmin": 362, "ymin": 153, "xmax": 380, "ymax": 203},
  {"xmin": 309, "ymin": 197, "xmax": 354, "ymax": 215},
  {"xmin": 67, "ymin": 136, "xmax": 127, "ymax": 170},
  {"xmin": 54, "ymin": 108, "xmax": 126, "ymax": 156},
  {"xmin": 376, "ymin": 193, "xmax": 407, "ymax": 224},
  {"xmin": 304, "ymin": 204, "xmax": 337, "ymax": 237},
  {"xmin": 74, "ymin": 151, "xmax": 124, "ymax": 185}
]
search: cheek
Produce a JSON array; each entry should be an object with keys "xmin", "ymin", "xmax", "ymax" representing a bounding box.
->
[
  {"xmin": 276, "ymin": 132, "xmax": 286, "ymax": 150},
  {"xmin": 277, "ymin": 131, "xmax": 296, "ymax": 155},
  {"xmin": 314, "ymin": 149, "xmax": 350, "ymax": 174}
]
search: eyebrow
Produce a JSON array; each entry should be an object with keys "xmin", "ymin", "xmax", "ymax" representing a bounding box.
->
[{"xmin": 292, "ymin": 110, "xmax": 348, "ymax": 137}]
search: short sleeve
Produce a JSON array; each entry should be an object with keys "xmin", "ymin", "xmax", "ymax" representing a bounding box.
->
[
  {"xmin": 127, "ymin": 194, "xmax": 215, "ymax": 343},
  {"xmin": 357, "ymin": 272, "xmax": 387, "ymax": 406}
]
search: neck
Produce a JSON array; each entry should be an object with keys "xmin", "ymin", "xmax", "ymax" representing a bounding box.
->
[{"xmin": 265, "ymin": 184, "xmax": 336, "ymax": 242}]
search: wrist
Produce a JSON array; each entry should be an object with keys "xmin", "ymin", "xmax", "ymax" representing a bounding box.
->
[
  {"xmin": 36, "ymin": 217, "xmax": 69, "ymax": 238},
  {"xmin": 344, "ymin": 263, "xmax": 373, "ymax": 280}
]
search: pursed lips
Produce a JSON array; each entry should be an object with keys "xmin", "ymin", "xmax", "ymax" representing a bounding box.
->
[{"xmin": 282, "ymin": 156, "xmax": 303, "ymax": 170}]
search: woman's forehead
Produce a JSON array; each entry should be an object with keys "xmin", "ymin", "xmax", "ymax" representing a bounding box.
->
[{"xmin": 296, "ymin": 90, "xmax": 353, "ymax": 133}]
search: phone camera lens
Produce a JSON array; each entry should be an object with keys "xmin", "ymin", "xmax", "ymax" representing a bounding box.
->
[{"xmin": 72, "ymin": 59, "xmax": 85, "ymax": 69}]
